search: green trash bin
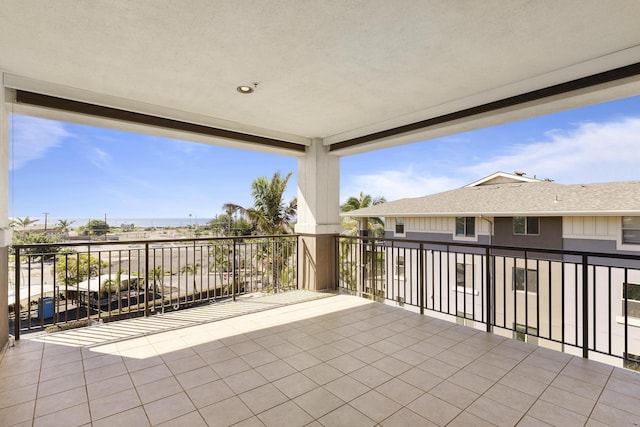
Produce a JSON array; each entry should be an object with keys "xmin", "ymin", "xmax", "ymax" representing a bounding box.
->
[{"xmin": 38, "ymin": 297, "xmax": 54, "ymax": 319}]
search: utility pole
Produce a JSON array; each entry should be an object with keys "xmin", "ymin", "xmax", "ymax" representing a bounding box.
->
[{"xmin": 43, "ymin": 212, "xmax": 50, "ymax": 231}]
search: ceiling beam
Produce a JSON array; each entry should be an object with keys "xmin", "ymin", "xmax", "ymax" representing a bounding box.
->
[
  {"xmin": 329, "ymin": 61, "xmax": 640, "ymax": 153},
  {"xmin": 14, "ymin": 90, "xmax": 308, "ymax": 153}
]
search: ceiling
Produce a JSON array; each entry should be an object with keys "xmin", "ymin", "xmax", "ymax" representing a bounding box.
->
[{"xmin": 2, "ymin": 1, "xmax": 640, "ymax": 156}]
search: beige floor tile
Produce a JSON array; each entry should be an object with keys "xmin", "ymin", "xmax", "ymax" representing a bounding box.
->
[
  {"xmin": 268, "ymin": 342, "xmax": 303, "ymax": 358},
  {"xmin": 210, "ymin": 353, "xmax": 252, "ymax": 377},
  {"xmin": 429, "ymin": 380, "xmax": 479, "ymax": 410},
  {"xmin": 123, "ymin": 354, "xmax": 164, "ymax": 372},
  {"xmin": 223, "ymin": 368, "xmax": 268, "ymax": 394},
  {"xmin": 293, "ymin": 387, "xmax": 345, "ymax": 419},
  {"xmin": 324, "ymin": 375, "xmax": 370, "ymax": 403},
  {"xmin": 407, "ymin": 393, "xmax": 461, "ymax": 426},
  {"xmin": 498, "ymin": 371, "xmax": 547, "ymax": 397},
  {"xmin": 540, "ymin": 385, "xmax": 596, "ymax": 416},
  {"xmin": 349, "ymin": 365, "xmax": 392, "ymax": 388},
  {"xmin": 590, "ymin": 402, "xmax": 640, "ymax": 427},
  {"xmin": 176, "ymin": 365, "xmax": 220, "ymax": 389},
  {"xmin": 129, "ymin": 363, "xmax": 173, "ymax": 387},
  {"xmin": 0, "ymin": 400, "xmax": 35, "ymax": 426},
  {"xmin": 318, "ymin": 404, "xmax": 376, "ymax": 427},
  {"xmin": 390, "ymin": 347, "xmax": 429, "ymax": 366},
  {"xmin": 38, "ymin": 373, "xmax": 86, "ymax": 399},
  {"xmin": 92, "ymin": 406, "xmax": 150, "ymax": 427},
  {"xmin": 89, "ymin": 387, "xmax": 141, "ymax": 421},
  {"xmin": 254, "ymin": 359, "xmax": 297, "ymax": 382},
  {"xmin": 448, "ymin": 369, "xmax": 494, "ymax": 394},
  {"xmin": 350, "ymin": 390, "xmax": 402, "ymax": 423},
  {"xmin": 199, "ymin": 396, "xmax": 254, "ymax": 427},
  {"xmin": 144, "ymin": 391, "xmax": 196, "ymax": 425},
  {"xmin": 379, "ymin": 407, "xmax": 436, "ymax": 427},
  {"xmin": 272, "ymin": 372, "xmax": 318, "ymax": 399},
  {"xmin": 84, "ymin": 360, "xmax": 128, "ymax": 384},
  {"xmin": 240, "ymin": 348, "xmax": 279, "ymax": 368},
  {"xmin": 136, "ymin": 376, "xmax": 183, "ymax": 404},
  {"xmin": 0, "ymin": 370, "xmax": 40, "ymax": 394},
  {"xmin": 86, "ymin": 373, "xmax": 134, "ymax": 400},
  {"xmin": 551, "ymin": 373, "xmax": 603, "ymax": 400},
  {"xmin": 483, "ymin": 383, "xmax": 536, "ymax": 413},
  {"xmin": 165, "ymin": 354, "xmax": 207, "ymax": 375},
  {"xmin": 375, "ymin": 377, "xmax": 423, "ymax": 406},
  {"xmin": 517, "ymin": 415, "xmax": 554, "ymax": 426},
  {"xmin": 396, "ymin": 366, "xmax": 443, "ymax": 392},
  {"xmin": 467, "ymin": 395, "xmax": 525, "ymax": 426},
  {"xmin": 35, "ymin": 385, "xmax": 87, "ymax": 418},
  {"xmin": 258, "ymin": 401, "xmax": 313, "ymax": 427},
  {"xmin": 33, "ymin": 402, "xmax": 90, "ymax": 427},
  {"xmin": 0, "ymin": 384, "xmax": 37, "ymax": 408},
  {"xmin": 301, "ymin": 362, "xmax": 343, "ymax": 385},
  {"xmin": 185, "ymin": 378, "xmax": 236, "ymax": 408},
  {"xmin": 349, "ymin": 346, "xmax": 386, "ymax": 364},
  {"xmin": 283, "ymin": 351, "xmax": 322, "ymax": 371},
  {"xmin": 598, "ymin": 388, "xmax": 640, "ymax": 416},
  {"xmin": 156, "ymin": 410, "xmax": 207, "ymax": 427},
  {"xmin": 527, "ymin": 399, "xmax": 587, "ymax": 427},
  {"xmin": 371, "ymin": 355, "xmax": 412, "ymax": 377},
  {"xmin": 447, "ymin": 411, "xmax": 498, "ymax": 427},
  {"xmin": 326, "ymin": 353, "xmax": 366, "ymax": 374},
  {"xmin": 417, "ymin": 357, "xmax": 459, "ymax": 379},
  {"xmin": 239, "ymin": 383, "xmax": 289, "ymax": 414}
]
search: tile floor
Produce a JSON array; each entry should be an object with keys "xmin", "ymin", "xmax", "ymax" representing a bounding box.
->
[{"xmin": 2, "ymin": 291, "xmax": 640, "ymax": 426}]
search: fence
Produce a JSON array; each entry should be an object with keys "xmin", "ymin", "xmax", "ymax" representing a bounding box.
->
[
  {"xmin": 337, "ymin": 235, "xmax": 640, "ymax": 367},
  {"xmin": 11, "ymin": 235, "xmax": 298, "ymax": 338}
]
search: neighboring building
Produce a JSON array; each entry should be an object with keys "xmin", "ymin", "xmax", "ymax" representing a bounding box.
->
[{"xmin": 342, "ymin": 172, "xmax": 640, "ymax": 365}]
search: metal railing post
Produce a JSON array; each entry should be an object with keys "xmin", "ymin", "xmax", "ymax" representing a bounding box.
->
[
  {"xmin": 232, "ymin": 238, "xmax": 237, "ymax": 301},
  {"xmin": 582, "ymin": 254, "xmax": 589, "ymax": 359},
  {"xmin": 14, "ymin": 247, "xmax": 21, "ymax": 340},
  {"xmin": 144, "ymin": 243, "xmax": 150, "ymax": 317},
  {"xmin": 485, "ymin": 247, "xmax": 492, "ymax": 333},
  {"xmin": 419, "ymin": 244, "xmax": 424, "ymax": 315}
]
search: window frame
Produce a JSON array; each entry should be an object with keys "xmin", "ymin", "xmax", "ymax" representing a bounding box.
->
[
  {"xmin": 394, "ymin": 217, "xmax": 405, "ymax": 236},
  {"xmin": 622, "ymin": 216, "xmax": 640, "ymax": 245},
  {"xmin": 513, "ymin": 216, "xmax": 540, "ymax": 236},
  {"xmin": 454, "ymin": 216, "xmax": 475, "ymax": 238}
]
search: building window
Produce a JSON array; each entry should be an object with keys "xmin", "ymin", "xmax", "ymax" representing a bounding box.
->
[
  {"xmin": 513, "ymin": 216, "xmax": 539, "ymax": 235},
  {"xmin": 455, "ymin": 217, "xmax": 475, "ymax": 237},
  {"xmin": 622, "ymin": 217, "xmax": 640, "ymax": 244},
  {"xmin": 395, "ymin": 217, "xmax": 405, "ymax": 235},
  {"xmin": 513, "ymin": 267, "xmax": 538, "ymax": 293},
  {"xmin": 623, "ymin": 282, "xmax": 640, "ymax": 319},
  {"xmin": 456, "ymin": 263, "xmax": 473, "ymax": 292},
  {"xmin": 395, "ymin": 256, "xmax": 405, "ymax": 279}
]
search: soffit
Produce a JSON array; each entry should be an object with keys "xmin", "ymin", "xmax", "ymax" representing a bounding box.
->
[{"xmin": 1, "ymin": 1, "xmax": 640, "ymax": 154}]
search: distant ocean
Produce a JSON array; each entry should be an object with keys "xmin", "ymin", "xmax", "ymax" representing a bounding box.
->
[{"xmin": 30, "ymin": 217, "xmax": 214, "ymax": 228}]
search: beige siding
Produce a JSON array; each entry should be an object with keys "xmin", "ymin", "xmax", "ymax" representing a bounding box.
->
[
  {"xmin": 563, "ymin": 216, "xmax": 618, "ymax": 240},
  {"xmin": 388, "ymin": 216, "xmax": 491, "ymax": 235}
]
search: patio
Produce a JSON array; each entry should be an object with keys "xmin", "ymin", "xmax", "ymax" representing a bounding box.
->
[{"xmin": 1, "ymin": 291, "xmax": 639, "ymax": 426}]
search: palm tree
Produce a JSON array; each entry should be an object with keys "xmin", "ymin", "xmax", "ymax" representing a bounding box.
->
[
  {"xmin": 55, "ymin": 219, "xmax": 75, "ymax": 238},
  {"xmin": 224, "ymin": 171, "xmax": 297, "ymax": 235},
  {"xmin": 340, "ymin": 192, "xmax": 387, "ymax": 237},
  {"xmin": 11, "ymin": 216, "xmax": 40, "ymax": 230}
]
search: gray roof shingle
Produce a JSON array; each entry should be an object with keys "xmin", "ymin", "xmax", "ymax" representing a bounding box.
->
[{"xmin": 344, "ymin": 180, "xmax": 640, "ymax": 217}]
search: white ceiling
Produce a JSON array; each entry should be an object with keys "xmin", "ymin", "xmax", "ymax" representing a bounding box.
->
[{"xmin": 2, "ymin": 1, "xmax": 640, "ymax": 155}]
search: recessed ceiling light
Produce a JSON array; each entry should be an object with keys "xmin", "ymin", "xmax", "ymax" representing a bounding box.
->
[{"xmin": 237, "ymin": 85, "xmax": 254, "ymax": 94}]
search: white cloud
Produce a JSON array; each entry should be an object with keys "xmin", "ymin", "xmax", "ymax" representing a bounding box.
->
[
  {"xmin": 341, "ymin": 166, "xmax": 464, "ymax": 203},
  {"xmin": 341, "ymin": 117, "xmax": 640, "ymax": 203},
  {"xmin": 464, "ymin": 117, "xmax": 640, "ymax": 184},
  {"xmin": 90, "ymin": 147, "xmax": 112, "ymax": 170},
  {"xmin": 10, "ymin": 115, "xmax": 70, "ymax": 169}
]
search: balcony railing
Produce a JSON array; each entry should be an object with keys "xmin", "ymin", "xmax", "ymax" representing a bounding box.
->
[
  {"xmin": 10, "ymin": 235, "xmax": 298, "ymax": 338},
  {"xmin": 337, "ymin": 235, "xmax": 640, "ymax": 368}
]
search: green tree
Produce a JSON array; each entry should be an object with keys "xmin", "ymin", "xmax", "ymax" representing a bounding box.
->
[
  {"xmin": 10, "ymin": 216, "xmax": 40, "ymax": 229},
  {"xmin": 80, "ymin": 219, "xmax": 110, "ymax": 236},
  {"xmin": 340, "ymin": 192, "xmax": 387, "ymax": 237},
  {"xmin": 55, "ymin": 219, "xmax": 75, "ymax": 235},
  {"xmin": 53, "ymin": 254, "xmax": 109, "ymax": 288},
  {"xmin": 224, "ymin": 171, "xmax": 297, "ymax": 235},
  {"xmin": 11, "ymin": 231, "xmax": 62, "ymax": 260}
]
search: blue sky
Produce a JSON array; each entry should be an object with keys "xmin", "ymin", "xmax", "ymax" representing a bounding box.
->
[{"xmin": 9, "ymin": 95, "xmax": 640, "ymax": 222}]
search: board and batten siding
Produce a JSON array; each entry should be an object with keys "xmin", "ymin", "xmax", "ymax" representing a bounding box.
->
[
  {"xmin": 387, "ymin": 216, "xmax": 491, "ymax": 235},
  {"xmin": 563, "ymin": 216, "xmax": 619, "ymax": 240}
]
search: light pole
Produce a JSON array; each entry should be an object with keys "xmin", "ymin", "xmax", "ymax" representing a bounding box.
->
[{"xmin": 43, "ymin": 212, "xmax": 50, "ymax": 231}]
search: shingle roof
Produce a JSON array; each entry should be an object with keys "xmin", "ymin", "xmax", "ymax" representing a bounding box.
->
[{"xmin": 344, "ymin": 180, "xmax": 640, "ymax": 217}]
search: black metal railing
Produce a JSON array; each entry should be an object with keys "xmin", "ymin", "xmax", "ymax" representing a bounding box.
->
[
  {"xmin": 337, "ymin": 235, "xmax": 640, "ymax": 366},
  {"xmin": 10, "ymin": 235, "xmax": 298, "ymax": 338}
]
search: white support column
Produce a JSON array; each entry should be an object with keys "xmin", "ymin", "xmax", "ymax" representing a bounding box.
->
[
  {"xmin": 295, "ymin": 138, "xmax": 341, "ymax": 291},
  {"xmin": 0, "ymin": 75, "xmax": 12, "ymax": 347}
]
